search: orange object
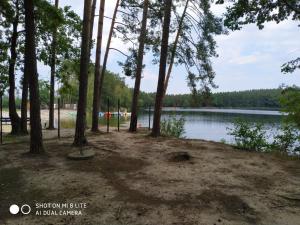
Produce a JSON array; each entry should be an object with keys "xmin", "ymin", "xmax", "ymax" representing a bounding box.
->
[{"xmin": 104, "ymin": 112, "xmax": 112, "ymax": 119}]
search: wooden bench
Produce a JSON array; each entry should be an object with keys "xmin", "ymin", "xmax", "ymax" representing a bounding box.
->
[{"xmin": 0, "ymin": 117, "xmax": 30, "ymax": 125}]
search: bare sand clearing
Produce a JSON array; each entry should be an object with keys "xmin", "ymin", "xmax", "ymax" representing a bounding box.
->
[{"xmin": 0, "ymin": 129, "xmax": 299, "ymax": 225}]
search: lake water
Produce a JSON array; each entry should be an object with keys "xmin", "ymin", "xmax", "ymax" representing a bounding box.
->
[{"xmin": 138, "ymin": 108, "xmax": 283, "ymax": 143}]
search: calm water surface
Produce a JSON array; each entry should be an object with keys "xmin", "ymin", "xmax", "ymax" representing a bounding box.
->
[{"xmin": 138, "ymin": 108, "xmax": 283, "ymax": 143}]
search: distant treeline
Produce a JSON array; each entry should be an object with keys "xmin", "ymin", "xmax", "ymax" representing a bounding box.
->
[
  {"xmin": 140, "ymin": 89, "xmax": 282, "ymax": 109},
  {"xmin": 1, "ymin": 69, "xmax": 282, "ymax": 110},
  {"xmin": 212, "ymin": 89, "xmax": 281, "ymax": 109}
]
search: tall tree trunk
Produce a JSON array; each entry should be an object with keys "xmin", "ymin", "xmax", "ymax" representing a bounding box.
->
[
  {"xmin": 163, "ymin": 0, "xmax": 189, "ymax": 96},
  {"xmin": 129, "ymin": 0, "xmax": 149, "ymax": 132},
  {"xmin": 48, "ymin": 0, "xmax": 59, "ymax": 130},
  {"xmin": 91, "ymin": 0, "xmax": 105, "ymax": 132},
  {"xmin": 8, "ymin": 0, "xmax": 21, "ymax": 135},
  {"xmin": 151, "ymin": 0, "xmax": 172, "ymax": 137},
  {"xmin": 24, "ymin": 0, "xmax": 44, "ymax": 153},
  {"xmin": 20, "ymin": 72, "xmax": 28, "ymax": 134},
  {"xmin": 98, "ymin": 0, "xmax": 120, "ymax": 111},
  {"xmin": 73, "ymin": 0, "xmax": 92, "ymax": 146},
  {"xmin": 89, "ymin": 0, "xmax": 97, "ymax": 52}
]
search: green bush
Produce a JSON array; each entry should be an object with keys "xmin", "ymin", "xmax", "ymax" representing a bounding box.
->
[
  {"xmin": 161, "ymin": 116, "xmax": 185, "ymax": 138},
  {"xmin": 271, "ymin": 125, "xmax": 300, "ymax": 153},
  {"xmin": 228, "ymin": 119, "xmax": 300, "ymax": 154},
  {"xmin": 227, "ymin": 119, "xmax": 268, "ymax": 151},
  {"xmin": 280, "ymin": 86, "xmax": 300, "ymax": 128}
]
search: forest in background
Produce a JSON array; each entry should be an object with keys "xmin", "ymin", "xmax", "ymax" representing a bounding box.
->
[{"xmin": 1, "ymin": 70, "xmax": 282, "ymax": 110}]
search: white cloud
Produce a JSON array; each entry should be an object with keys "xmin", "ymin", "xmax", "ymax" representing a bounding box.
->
[{"xmin": 228, "ymin": 54, "xmax": 258, "ymax": 65}]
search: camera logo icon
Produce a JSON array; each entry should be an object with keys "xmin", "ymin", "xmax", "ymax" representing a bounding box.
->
[{"xmin": 9, "ymin": 204, "xmax": 31, "ymax": 215}]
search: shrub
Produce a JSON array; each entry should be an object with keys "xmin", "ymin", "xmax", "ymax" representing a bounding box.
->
[
  {"xmin": 161, "ymin": 116, "xmax": 185, "ymax": 138},
  {"xmin": 271, "ymin": 124, "xmax": 300, "ymax": 153},
  {"xmin": 227, "ymin": 119, "xmax": 268, "ymax": 151},
  {"xmin": 280, "ymin": 86, "xmax": 300, "ymax": 129},
  {"xmin": 220, "ymin": 138, "xmax": 227, "ymax": 144},
  {"xmin": 228, "ymin": 119, "xmax": 300, "ymax": 154}
]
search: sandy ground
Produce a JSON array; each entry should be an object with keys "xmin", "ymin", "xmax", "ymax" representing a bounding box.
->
[
  {"xmin": 1, "ymin": 109, "xmax": 75, "ymax": 121},
  {"xmin": 0, "ymin": 129, "xmax": 300, "ymax": 225},
  {"xmin": 1, "ymin": 109, "xmax": 75, "ymax": 132}
]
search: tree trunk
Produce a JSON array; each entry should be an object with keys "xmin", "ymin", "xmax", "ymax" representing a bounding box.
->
[
  {"xmin": 129, "ymin": 0, "xmax": 149, "ymax": 132},
  {"xmin": 73, "ymin": 0, "xmax": 92, "ymax": 146},
  {"xmin": 20, "ymin": 72, "xmax": 28, "ymax": 134},
  {"xmin": 24, "ymin": 0, "xmax": 44, "ymax": 153},
  {"xmin": 91, "ymin": 0, "xmax": 105, "ymax": 132},
  {"xmin": 8, "ymin": 0, "xmax": 21, "ymax": 135},
  {"xmin": 98, "ymin": 0, "xmax": 120, "ymax": 112},
  {"xmin": 48, "ymin": 0, "xmax": 59, "ymax": 130},
  {"xmin": 151, "ymin": 0, "xmax": 172, "ymax": 137},
  {"xmin": 89, "ymin": 0, "xmax": 97, "ymax": 53},
  {"xmin": 163, "ymin": 0, "xmax": 189, "ymax": 96}
]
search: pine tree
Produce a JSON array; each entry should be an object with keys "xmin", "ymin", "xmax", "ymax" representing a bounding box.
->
[
  {"xmin": 129, "ymin": 0, "xmax": 149, "ymax": 132},
  {"xmin": 151, "ymin": 0, "xmax": 172, "ymax": 137},
  {"xmin": 73, "ymin": 0, "xmax": 93, "ymax": 146},
  {"xmin": 24, "ymin": 0, "xmax": 44, "ymax": 153}
]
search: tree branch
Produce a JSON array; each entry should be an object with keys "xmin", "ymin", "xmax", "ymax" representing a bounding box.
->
[{"xmin": 109, "ymin": 47, "xmax": 129, "ymax": 57}]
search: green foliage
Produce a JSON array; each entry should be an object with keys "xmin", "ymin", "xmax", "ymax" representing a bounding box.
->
[
  {"xmin": 281, "ymin": 57, "xmax": 300, "ymax": 74},
  {"xmin": 227, "ymin": 119, "xmax": 268, "ymax": 151},
  {"xmin": 60, "ymin": 113, "xmax": 128, "ymax": 129},
  {"xmin": 217, "ymin": 0, "xmax": 299, "ymax": 30},
  {"xmin": 0, "ymin": 52, "xmax": 8, "ymax": 95},
  {"xmin": 271, "ymin": 125, "xmax": 300, "ymax": 153},
  {"xmin": 0, "ymin": 0, "xmax": 81, "ymax": 98},
  {"xmin": 2, "ymin": 79, "xmax": 51, "ymax": 109},
  {"xmin": 0, "ymin": 0, "xmax": 21, "ymax": 94},
  {"xmin": 213, "ymin": 89, "xmax": 281, "ymax": 109},
  {"xmin": 220, "ymin": 138, "xmax": 227, "ymax": 144},
  {"xmin": 0, "ymin": 95, "xmax": 21, "ymax": 109},
  {"xmin": 228, "ymin": 119, "xmax": 300, "ymax": 154},
  {"xmin": 58, "ymin": 71, "xmax": 283, "ymax": 110},
  {"xmin": 58, "ymin": 60, "xmax": 132, "ymax": 111},
  {"xmin": 161, "ymin": 116, "xmax": 185, "ymax": 138},
  {"xmin": 182, "ymin": 0, "xmax": 225, "ymax": 94},
  {"xmin": 280, "ymin": 86, "xmax": 300, "ymax": 128},
  {"xmin": 39, "ymin": 79, "xmax": 50, "ymax": 107},
  {"xmin": 36, "ymin": 1, "xmax": 82, "ymax": 70},
  {"xmin": 139, "ymin": 88, "xmax": 282, "ymax": 109},
  {"xmin": 118, "ymin": 0, "xmax": 225, "ymax": 93}
]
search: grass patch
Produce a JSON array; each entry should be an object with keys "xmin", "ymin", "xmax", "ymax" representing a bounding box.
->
[
  {"xmin": 0, "ymin": 133, "xmax": 29, "ymax": 144},
  {"xmin": 61, "ymin": 117, "xmax": 128, "ymax": 129}
]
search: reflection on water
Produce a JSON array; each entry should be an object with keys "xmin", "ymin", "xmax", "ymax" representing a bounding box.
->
[{"xmin": 138, "ymin": 109, "xmax": 283, "ymax": 143}]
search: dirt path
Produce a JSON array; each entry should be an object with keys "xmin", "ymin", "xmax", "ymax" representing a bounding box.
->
[{"xmin": 0, "ymin": 129, "xmax": 299, "ymax": 225}]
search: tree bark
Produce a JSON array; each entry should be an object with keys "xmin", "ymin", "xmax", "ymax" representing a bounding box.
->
[
  {"xmin": 151, "ymin": 0, "xmax": 172, "ymax": 137},
  {"xmin": 8, "ymin": 0, "xmax": 21, "ymax": 135},
  {"xmin": 129, "ymin": 0, "xmax": 149, "ymax": 132},
  {"xmin": 24, "ymin": 0, "xmax": 44, "ymax": 153},
  {"xmin": 98, "ymin": 0, "xmax": 120, "ymax": 112},
  {"xmin": 48, "ymin": 0, "xmax": 59, "ymax": 130},
  {"xmin": 163, "ymin": 0, "xmax": 189, "ymax": 97},
  {"xmin": 20, "ymin": 72, "xmax": 28, "ymax": 134},
  {"xmin": 73, "ymin": 0, "xmax": 92, "ymax": 146},
  {"xmin": 91, "ymin": 0, "xmax": 105, "ymax": 132},
  {"xmin": 89, "ymin": 0, "xmax": 97, "ymax": 53}
]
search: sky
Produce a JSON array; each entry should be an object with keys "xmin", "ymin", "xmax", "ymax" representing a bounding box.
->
[{"xmin": 38, "ymin": 0, "xmax": 300, "ymax": 94}]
